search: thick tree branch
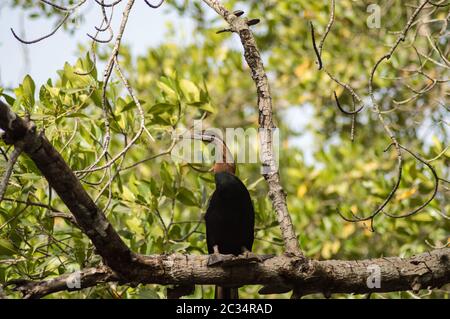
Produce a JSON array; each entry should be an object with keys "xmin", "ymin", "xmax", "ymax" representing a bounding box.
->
[
  {"xmin": 10, "ymin": 248, "xmax": 450, "ymax": 299},
  {"xmin": 8, "ymin": 266, "xmax": 117, "ymax": 299},
  {"xmin": 202, "ymin": 0, "xmax": 302, "ymax": 257}
]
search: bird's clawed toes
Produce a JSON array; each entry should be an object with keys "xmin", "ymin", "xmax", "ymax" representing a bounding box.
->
[
  {"xmin": 221, "ymin": 252, "xmax": 262, "ymax": 266},
  {"xmin": 207, "ymin": 253, "xmax": 234, "ymax": 266},
  {"xmin": 240, "ymin": 251, "xmax": 262, "ymax": 263},
  {"xmin": 207, "ymin": 253, "xmax": 261, "ymax": 267}
]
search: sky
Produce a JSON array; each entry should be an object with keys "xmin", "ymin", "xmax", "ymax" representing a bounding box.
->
[{"xmin": 0, "ymin": 1, "xmax": 193, "ymax": 87}]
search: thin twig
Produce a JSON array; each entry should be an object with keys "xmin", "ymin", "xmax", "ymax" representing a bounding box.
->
[{"xmin": 0, "ymin": 145, "xmax": 23, "ymax": 203}]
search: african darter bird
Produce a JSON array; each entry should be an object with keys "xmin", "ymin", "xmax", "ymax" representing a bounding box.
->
[{"xmin": 192, "ymin": 132, "xmax": 255, "ymax": 299}]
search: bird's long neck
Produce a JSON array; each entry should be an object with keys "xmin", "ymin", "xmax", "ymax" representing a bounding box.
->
[
  {"xmin": 213, "ymin": 162, "xmax": 235, "ymax": 175},
  {"xmin": 186, "ymin": 130, "xmax": 235, "ymax": 174},
  {"xmin": 213, "ymin": 138, "xmax": 235, "ymax": 175}
]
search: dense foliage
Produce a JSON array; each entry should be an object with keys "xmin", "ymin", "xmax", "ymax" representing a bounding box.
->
[{"xmin": 0, "ymin": 0, "xmax": 448, "ymax": 298}]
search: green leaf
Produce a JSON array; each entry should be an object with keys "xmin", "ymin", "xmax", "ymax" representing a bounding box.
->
[
  {"xmin": 160, "ymin": 161, "xmax": 173, "ymax": 185},
  {"xmin": 0, "ymin": 93, "xmax": 15, "ymax": 105},
  {"xmin": 0, "ymin": 238, "xmax": 17, "ymax": 256},
  {"xmin": 180, "ymin": 79, "xmax": 200, "ymax": 102},
  {"xmin": 22, "ymin": 75, "xmax": 36, "ymax": 107},
  {"xmin": 157, "ymin": 78, "xmax": 178, "ymax": 103},
  {"xmin": 138, "ymin": 287, "xmax": 160, "ymax": 299},
  {"xmin": 171, "ymin": 242, "xmax": 190, "ymax": 252},
  {"xmin": 189, "ymin": 101, "xmax": 216, "ymax": 114},
  {"xmin": 122, "ymin": 186, "xmax": 136, "ymax": 202},
  {"xmin": 176, "ymin": 187, "xmax": 198, "ymax": 207},
  {"xmin": 14, "ymin": 75, "xmax": 36, "ymax": 110},
  {"xmin": 246, "ymin": 177, "xmax": 265, "ymax": 191},
  {"xmin": 149, "ymin": 103, "xmax": 176, "ymax": 115}
]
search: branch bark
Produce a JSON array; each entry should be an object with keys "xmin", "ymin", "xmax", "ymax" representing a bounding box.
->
[
  {"xmin": 202, "ymin": 0, "xmax": 302, "ymax": 257},
  {"xmin": 10, "ymin": 248, "xmax": 450, "ymax": 299},
  {"xmin": 8, "ymin": 266, "xmax": 118, "ymax": 299}
]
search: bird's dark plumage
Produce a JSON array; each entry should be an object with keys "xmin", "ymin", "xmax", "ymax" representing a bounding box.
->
[
  {"xmin": 205, "ymin": 171, "xmax": 254, "ymax": 299},
  {"xmin": 205, "ymin": 171, "xmax": 255, "ymax": 256}
]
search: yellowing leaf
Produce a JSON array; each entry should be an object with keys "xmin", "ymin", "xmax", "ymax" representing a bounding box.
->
[
  {"xmin": 358, "ymin": 220, "xmax": 374, "ymax": 237},
  {"xmin": 45, "ymin": 85, "xmax": 60, "ymax": 98},
  {"xmin": 157, "ymin": 81, "xmax": 178, "ymax": 103},
  {"xmin": 294, "ymin": 60, "xmax": 311, "ymax": 78},
  {"xmin": 125, "ymin": 216, "xmax": 144, "ymax": 237},
  {"xmin": 22, "ymin": 74, "xmax": 36, "ymax": 107},
  {"xmin": 342, "ymin": 224, "xmax": 355, "ymax": 239},
  {"xmin": 122, "ymin": 186, "xmax": 136, "ymax": 202},
  {"xmin": 321, "ymin": 242, "xmax": 333, "ymax": 259},
  {"xmin": 331, "ymin": 241, "xmax": 340, "ymax": 254},
  {"xmin": 180, "ymin": 79, "xmax": 200, "ymax": 102},
  {"xmin": 396, "ymin": 188, "xmax": 417, "ymax": 201},
  {"xmin": 303, "ymin": 10, "xmax": 315, "ymax": 19},
  {"xmin": 412, "ymin": 213, "xmax": 433, "ymax": 222},
  {"xmin": 321, "ymin": 240, "xmax": 340, "ymax": 259},
  {"xmin": 431, "ymin": 135, "xmax": 442, "ymax": 151},
  {"xmin": 297, "ymin": 184, "xmax": 308, "ymax": 198},
  {"xmin": 198, "ymin": 102, "xmax": 216, "ymax": 114},
  {"xmin": 363, "ymin": 161, "xmax": 379, "ymax": 172}
]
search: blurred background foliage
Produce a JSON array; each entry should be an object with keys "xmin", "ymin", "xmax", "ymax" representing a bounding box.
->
[{"xmin": 0, "ymin": 0, "xmax": 448, "ymax": 299}]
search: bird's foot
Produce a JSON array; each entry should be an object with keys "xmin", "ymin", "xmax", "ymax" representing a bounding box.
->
[
  {"xmin": 207, "ymin": 252, "xmax": 271, "ymax": 267},
  {"xmin": 207, "ymin": 253, "xmax": 234, "ymax": 266},
  {"xmin": 219, "ymin": 252, "xmax": 262, "ymax": 267},
  {"xmin": 240, "ymin": 251, "xmax": 262, "ymax": 263}
]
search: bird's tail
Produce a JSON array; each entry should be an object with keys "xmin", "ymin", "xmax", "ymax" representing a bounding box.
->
[{"xmin": 215, "ymin": 286, "xmax": 239, "ymax": 299}]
